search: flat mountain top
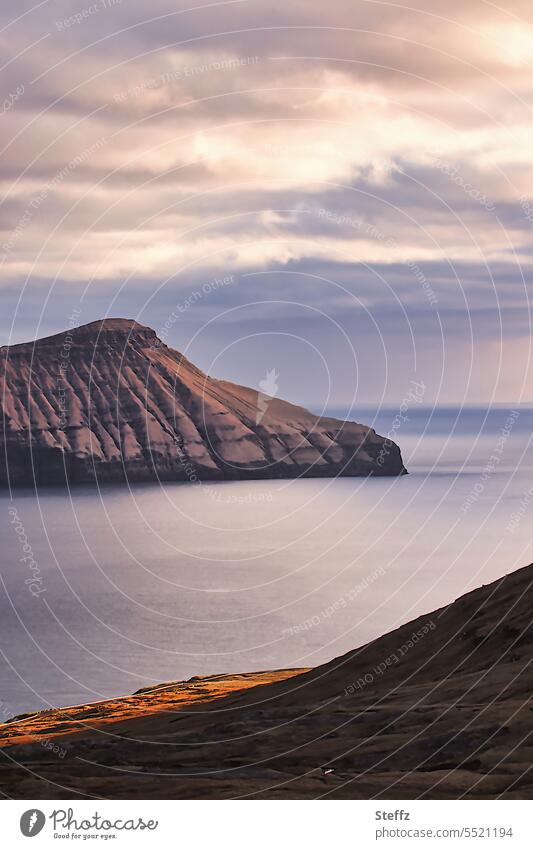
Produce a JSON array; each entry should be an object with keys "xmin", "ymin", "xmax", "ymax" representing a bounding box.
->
[{"xmin": 2, "ymin": 318, "xmax": 157, "ymax": 352}]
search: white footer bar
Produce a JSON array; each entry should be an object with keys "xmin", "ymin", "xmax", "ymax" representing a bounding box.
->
[{"xmin": 4, "ymin": 799, "xmax": 532, "ymax": 848}]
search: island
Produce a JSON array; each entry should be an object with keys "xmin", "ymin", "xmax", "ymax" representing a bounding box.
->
[{"xmin": 0, "ymin": 318, "xmax": 406, "ymax": 486}]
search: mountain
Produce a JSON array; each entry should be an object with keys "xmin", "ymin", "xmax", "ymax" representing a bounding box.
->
[
  {"xmin": 1, "ymin": 561, "xmax": 531, "ymax": 799},
  {"xmin": 0, "ymin": 318, "xmax": 406, "ymax": 486}
]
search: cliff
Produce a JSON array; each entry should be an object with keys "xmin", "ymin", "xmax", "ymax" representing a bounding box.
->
[{"xmin": 0, "ymin": 318, "xmax": 406, "ymax": 486}]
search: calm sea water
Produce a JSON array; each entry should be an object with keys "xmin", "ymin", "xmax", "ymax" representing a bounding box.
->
[{"xmin": 1, "ymin": 405, "xmax": 532, "ymax": 715}]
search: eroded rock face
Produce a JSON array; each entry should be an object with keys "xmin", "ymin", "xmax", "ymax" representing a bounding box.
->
[{"xmin": 0, "ymin": 318, "xmax": 406, "ymax": 486}]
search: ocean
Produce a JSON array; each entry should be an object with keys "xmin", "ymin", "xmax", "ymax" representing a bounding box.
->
[{"xmin": 1, "ymin": 404, "xmax": 532, "ymax": 716}]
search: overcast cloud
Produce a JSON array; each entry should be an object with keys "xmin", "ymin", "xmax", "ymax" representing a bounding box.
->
[{"xmin": 1, "ymin": 0, "xmax": 532, "ymax": 405}]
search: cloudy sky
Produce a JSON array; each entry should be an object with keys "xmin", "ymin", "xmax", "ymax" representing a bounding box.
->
[{"xmin": 1, "ymin": 0, "xmax": 533, "ymax": 406}]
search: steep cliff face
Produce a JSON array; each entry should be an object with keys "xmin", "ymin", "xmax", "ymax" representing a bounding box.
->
[{"xmin": 0, "ymin": 318, "xmax": 406, "ymax": 486}]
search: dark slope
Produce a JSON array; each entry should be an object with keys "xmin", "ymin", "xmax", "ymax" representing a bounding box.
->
[{"xmin": 1, "ymin": 561, "xmax": 532, "ymax": 798}]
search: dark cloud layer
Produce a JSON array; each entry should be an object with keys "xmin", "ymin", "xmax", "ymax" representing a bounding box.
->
[{"xmin": 1, "ymin": 0, "xmax": 532, "ymax": 402}]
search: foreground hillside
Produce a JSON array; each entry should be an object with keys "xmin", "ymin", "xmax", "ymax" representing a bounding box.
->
[
  {"xmin": 1, "ymin": 562, "xmax": 532, "ymax": 799},
  {"xmin": 0, "ymin": 318, "xmax": 405, "ymax": 486}
]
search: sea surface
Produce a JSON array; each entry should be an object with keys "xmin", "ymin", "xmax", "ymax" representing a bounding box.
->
[{"xmin": 1, "ymin": 404, "xmax": 532, "ymax": 715}]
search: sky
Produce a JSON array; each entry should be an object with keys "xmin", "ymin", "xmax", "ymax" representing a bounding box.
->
[{"xmin": 1, "ymin": 0, "xmax": 533, "ymax": 407}]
